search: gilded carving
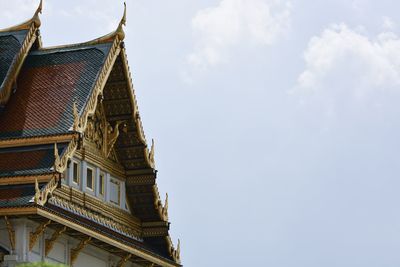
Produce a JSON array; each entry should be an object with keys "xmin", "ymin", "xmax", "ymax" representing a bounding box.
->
[
  {"xmin": 45, "ymin": 226, "xmax": 67, "ymax": 256},
  {"xmin": 34, "ymin": 175, "xmax": 59, "ymax": 206},
  {"xmin": 172, "ymin": 239, "xmax": 181, "ymax": 264},
  {"xmin": 85, "ymin": 107, "xmax": 105, "ymax": 151},
  {"xmin": 72, "ymin": 102, "xmax": 82, "ymax": 132},
  {"xmin": 29, "ymin": 220, "xmax": 51, "ymax": 251},
  {"xmin": 162, "ymin": 193, "xmax": 169, "ymax": 222},
  {"xmin": 70, "ymin": 236, "xmax": 92, "ymax": 265},
  {"xmin": 48, "ymin": 195, "xmax": 142, "ymax": 241},
  {"xmin": 166, "ymin": 236, "xmax": 181, "ymax": 264},
  {"xmin": 4, "ymin": 216, "xmax": 15, "ymax": 251}
]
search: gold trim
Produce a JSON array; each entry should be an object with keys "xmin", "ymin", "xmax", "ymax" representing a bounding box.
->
[
  {"xmin": 166, "ymin": 236, "xmax": 181, "ymax": 264},
  {"xmin": 34, "ymin": 175, "xmax": 59, "ymax": 206},
  {"xmin": 0, "ymin": 134, "xmax": 74, "ymax": 149},
  {"xmin": 76, "ymin": 143, "xmax": 125, "ymax": 178},
  {"xmin": 54, "ymin": 185, "xmax": 141, "ymax": 227},
  {"xmin": 0, "ymin": 174, "xmax": 52, "ymax": 186},
  {"xmin": 45, "ymin": 226, "xmax": 67, "ymax": 256},
  {"xmin": 29, "ymin": 219, "xmax": 51, "ymax": 251},
  {"xmin": 153, "ymin": 185, "xmax": 169, "ymax": 222},
  {"xmin": 54, "ymin": 137, "xmax": 79, "ymax": 174},
  {"xmin": 37, "ymin": 208, "xmax": 180, "ymax": 267},
  {"xmin": 119, "ymin": 48, "xmax": 152, "ymax": 158},
  {"xmin": 0, "ymin": 207, "xmax": 37, "ymax": 216},
  {"xmin": 0, "ymin": 0, "xmax": 43, "ymax": 106},
  {"xmin": 48, "ymin": 195, "xmax": 141, "ymax": 240},
  {"xmin": 79, "ymin": 38, "xmax": 121, "ymax": 133},
  {"xmin": 70, "ymin": 236, "xmax": 92, "ymax": 265},
  {"xmin": 72, "ymin": 101, "xmax": 82, "ymax": 132},
  {"xmin": 4, "ymin": 216, "xmax": 15, "ymax": 251},
  {"xmin": 172, "ymin": 239, "xmax": 181, "ymax": 264}
]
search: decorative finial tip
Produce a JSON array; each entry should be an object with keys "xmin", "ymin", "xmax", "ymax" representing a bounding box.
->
[
  {"xmin": 121, "ymin": 2, "xmax": 127, "ymax": 26},
  {"xmin": 37, "ymin": 0, "xmax": 43, "ymax": 14}
]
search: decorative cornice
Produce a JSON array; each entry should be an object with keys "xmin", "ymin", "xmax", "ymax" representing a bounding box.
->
[
  {"xmin": 0, "ymin": 174, "xmax": 52, "ymax": 186},
  {"xmin": 48, "ymin": 195, "xmax": 142, "ymax": 241},
  {"xmin": 55, "ymin": 185, "xmax": 141, "ymax": 226},
  {"xmin": 37, "ymin": 208, "xmax": 181, "ymax": 267},
  {"xmin": 0, "ymin": 134, "xmax": 74, "ymax": 149}
]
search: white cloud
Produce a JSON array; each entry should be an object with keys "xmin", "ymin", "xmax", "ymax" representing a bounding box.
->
[
  {"xmin": 187, "ymin": 0, "xmax": 291, "ymax": 69},
  {"xmin": 295, "ymin": 23, "xmax": 400, "ymax": 96},
  {"xmin": 382, "ymin": 16, "xmax": 395, "ymax": 31}
]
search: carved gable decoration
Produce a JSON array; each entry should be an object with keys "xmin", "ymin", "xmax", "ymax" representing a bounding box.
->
[{"xmin": 84, "ymin": 102, "xmax": 126, "ymax": 161}]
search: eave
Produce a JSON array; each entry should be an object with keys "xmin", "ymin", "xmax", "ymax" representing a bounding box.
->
[{"xmin": 0, "ymin": 206, "xmax": 181, "ymax": 267}]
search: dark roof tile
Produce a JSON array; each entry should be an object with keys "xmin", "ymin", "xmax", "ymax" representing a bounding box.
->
[
  {"xmin": 0, "ymin": 43, "xmax": 112, "ymax": 140},
  {"xmin": 0, "ymin": 143, "xmax": 67, "ymax": 177},
  {"xmin": 0, "ymin": 30, "xmax": 28, "ymax": 88}
]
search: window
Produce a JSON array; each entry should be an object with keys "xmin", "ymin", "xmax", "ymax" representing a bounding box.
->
[
  {"xmin": 72, "ymin": 161, "xmax": 80, "ymax": 184},
  {"xmin": 86, "ymin": 167, "xmax": 94, "ymax": 190},
  {"xmin": 99, "ymin": 173, "xmax": 105, "ymax": 196},
  {"xmin": 109, "ymin": 179, "xmax": 120, "ymax": 205}
]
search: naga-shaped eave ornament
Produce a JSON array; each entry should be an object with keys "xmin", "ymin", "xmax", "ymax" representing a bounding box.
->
[
  {"xmin": 34, "ymin": 175, "xmax": 58, "ymax": 206},
  {"xmin": 167, "ymin": 236, "xmax": 181, "ymax": 264},
  {"xmin": 154, "ymin": 189, "xmax": 169, "ymax": 222}
]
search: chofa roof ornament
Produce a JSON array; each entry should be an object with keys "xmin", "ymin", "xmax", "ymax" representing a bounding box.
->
[{"xmin": 116, "ymin": 2, "xmax": 127, "ymax": 41}]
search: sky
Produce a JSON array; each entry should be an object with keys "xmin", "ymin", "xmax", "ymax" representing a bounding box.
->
[{"xmin": 1, "ymin": 0, "xmax": 400, "ymax": 266}]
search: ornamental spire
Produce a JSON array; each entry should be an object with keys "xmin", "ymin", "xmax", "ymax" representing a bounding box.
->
[
  {"xmin": 116, "ymin": 2, "xmax": 127, "ymax": 41},
  {"xmin": 32, "ymin": 0, "xmax": 43, "ymax": 27}
]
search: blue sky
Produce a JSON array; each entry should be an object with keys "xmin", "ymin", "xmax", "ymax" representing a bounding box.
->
[{"xmin": 2, "ymin": 0, "xmax": 400, "ymax": 266}]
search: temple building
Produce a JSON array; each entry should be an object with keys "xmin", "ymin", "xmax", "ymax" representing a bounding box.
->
[{"xmin": 0, "ymin": 2, "xmax": 181, "ymax": 267}]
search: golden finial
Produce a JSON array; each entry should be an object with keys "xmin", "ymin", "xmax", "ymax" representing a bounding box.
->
[
  {"xmin": 176, "ymin": 239, "xmax": 181, "ymax": 261},
  {"xmin": 149, "ymin": 138, "xmax": 155, "ymax": 166},
  {"xmin": 162, "ymin": 193, "xmax": 169, "ymax": 221},
  {"xmin": 116, "ymin": 2, "xmax": 126, "ymax": 40},
  {"xmin": 32, "ymin": 0, "xmax": 43, "ymax": 27},
  {"xmin": 35, "ymin": 0, "xmax": 43, "ymax": 15}
]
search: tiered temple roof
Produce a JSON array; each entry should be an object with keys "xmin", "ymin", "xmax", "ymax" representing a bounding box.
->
[{"xmin": 0, "ymin": 2, "xmax": 181, "ymax": 266}]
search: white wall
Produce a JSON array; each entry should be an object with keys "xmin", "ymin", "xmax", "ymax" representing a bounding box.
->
[{"xmin": 0, "ymin": 218, "xmax": 141, "ymax": 267}]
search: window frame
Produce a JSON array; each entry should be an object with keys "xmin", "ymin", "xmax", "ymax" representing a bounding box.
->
[
  {"xmin": 99, "ymin": 172, "xmax": 105, "ymax": 196},
  {"xmin": 72, "ymin": 161, "xmax": 80, "ymax": 185},
  {"xmin": 86, "ymin": 166, "xmax": 95, "ymax": 191},
  {"xmin": 109, "ymin": 179, "xmax": 120, "ymax": 205}
]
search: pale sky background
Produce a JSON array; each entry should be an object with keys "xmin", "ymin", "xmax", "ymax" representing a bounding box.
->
[{"xmin": 1, "ymin": 0, "xmax": 400, "ymax": 266}]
